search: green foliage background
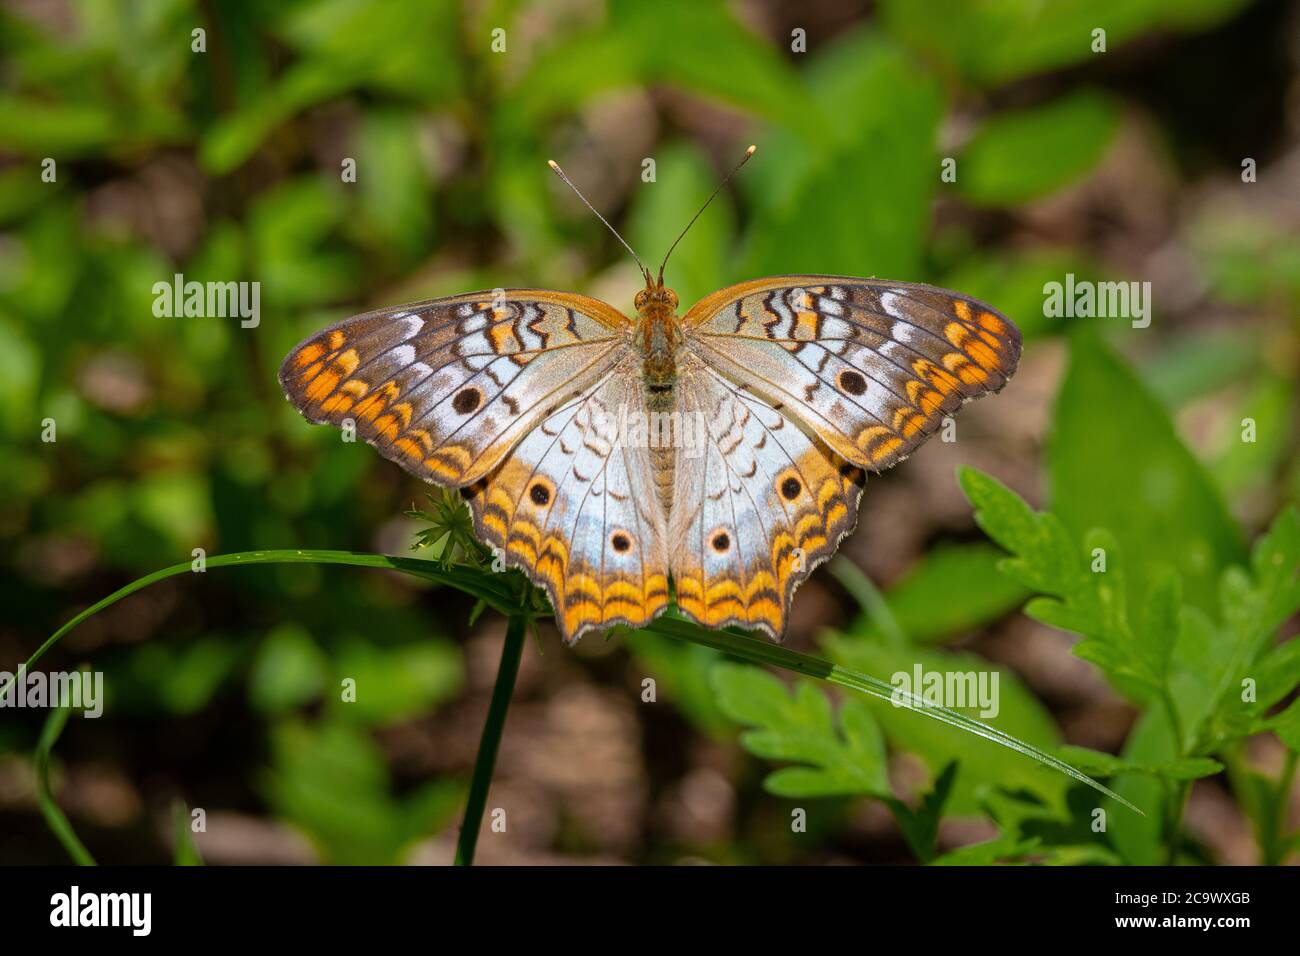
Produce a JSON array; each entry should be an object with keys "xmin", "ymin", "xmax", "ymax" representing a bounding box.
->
[{"xmin": 1, "ymin": 0, "xmax": 1297, "ymax": 865}]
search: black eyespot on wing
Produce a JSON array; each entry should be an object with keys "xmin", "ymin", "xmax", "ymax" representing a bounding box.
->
[
  {"xmin": 711, "ymin": 532, "xmax": 730, "ymax": 552},
  {"xmin": 453, "ymin": 387, "xmax": 482, "ymax": 414},
  {"xmin": 780, "ymin": 477, "xmax": 801, "ymax": 500},
  {"xmin": 611, "ymin": 532, "xmax": 631, "ymax": 553},
  {"xmin": 837, "ymin": 369, "xmax": 867, "ymax": 395},
  {"xmin": 529, "ymin": 482, "xmax": 551, "ymax": 506}
]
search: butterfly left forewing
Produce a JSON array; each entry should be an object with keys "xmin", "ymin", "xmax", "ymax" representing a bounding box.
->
[
  {"xmin": 683, "ymin": 276, "xmax": 1021, "ymax": 473},
  {"xmin": 279, "ymin": 290, "xmax": 630, "ymax": 487},
  {"xmin": 461, "ymin": 360, "xmax": 671, "ymax": 643},
  {"xmin": 670, "ymin": 352, "xmax": 865, "ymax": 639}
]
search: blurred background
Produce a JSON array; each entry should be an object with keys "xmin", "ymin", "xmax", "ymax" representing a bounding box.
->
[{"xmin": 1, "ymin": 0, "xmax": 1298, "ymax": 865}]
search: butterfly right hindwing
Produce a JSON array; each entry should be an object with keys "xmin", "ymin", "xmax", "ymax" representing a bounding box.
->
[{"xmin": 669, "ymin": 352, "xmax": 866, "ymax": 639}]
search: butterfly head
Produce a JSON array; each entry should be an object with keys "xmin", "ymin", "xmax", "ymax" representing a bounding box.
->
[
  {"xmin": 548, "ymin": 145, "xmax": 756, "ymax": 320},
  {"xmin": 634, "ymin": 283, "xmax": 678, "ymax": 313}
]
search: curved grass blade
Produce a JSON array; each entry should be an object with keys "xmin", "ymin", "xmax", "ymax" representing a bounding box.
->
[
  {"xmin": 35, "ymin": 704, "xmax": 97, "ymax": 866},
  {"xmin": 638, "ymin": 615, "xmax": 1144, "ymax": 815},
  {"xmin": 17, "ymin": 549, "xmax": 1141, "ymax": 825},
  {"xmin": 5, "ymin": 549, "xmax": 529, "ymax": 692}
]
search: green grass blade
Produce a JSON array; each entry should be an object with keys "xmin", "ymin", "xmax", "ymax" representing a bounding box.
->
[
  {"xmin": 639, "ymin": 615, "xmax": 1144, "ymax": 815},
  {"xmin": 35, "ymin": 704, "xmax": 97, "ymax": 866},
  {"xmin": 19, "ymin": 548, "xmax": 1142, "ymax": 838},
  {"xmin": 6, "ymin": 549, "xmax": 528, "ymax": 692},
  {"xmin": 173, "ymin": 801, "xmax": 204, "ymax": 865}
]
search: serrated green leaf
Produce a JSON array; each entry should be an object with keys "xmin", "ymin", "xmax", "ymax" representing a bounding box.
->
[
  {"xmin": 1049, "ymin": 333, "xmax": 1245, "ymax": 618},
  {"xmin": 825, "ymin": 635, "xmax": 1068, "ymax": 814},
  {"xmin": 959, "ymin": 467, "xmax": 1160, "ymax": 700},
  {"xmin": 712, "ymin": 663, "xmax": 890, "ymax": 798}
]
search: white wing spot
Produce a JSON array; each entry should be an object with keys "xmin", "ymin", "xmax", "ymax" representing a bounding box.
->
[{"xmin": 880, "ymin": 292, "xmax": 905, "ymax": 319}]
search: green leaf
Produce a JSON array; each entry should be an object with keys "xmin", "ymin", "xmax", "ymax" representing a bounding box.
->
[
  {"xmin": 504, "ymin": 0, "xmax": 820, "ymax": 135},
  {"xmin": 248, "ymin": 624, "xmax": 329, "ymax": 715},
  {"xmin": 930, "ymin": 833, "xmax": 1040, "ymax": 866},
  {"xmin": 1135, "ymin": 568, "xmax": 1181, "ymax": 689},
  {"xmin": 879, "ymin": 0, "xmax": 1249, "ymax": 88},
  {"xmin": 352, "ymin": 109, "xmax": 436, "ymax": 265},
  {"xmin": 610, "ymin": 0, "xmax": 822, "ymax": 135},
  {"xmin": 1265, "ymin": 697, "xmax": 1300, "ymax": 753},
  {"xmin": 262, "ymin": 718, "xmax": 457, "ymax": 865},
  {"xmin": 741, "ymin": 30, "xmax": 943, "ymax": 279},
  {"xmin": 825, "ymin": 634, "xmax": 1068, "ymax": 815},
  {"xmin": 959, "ymin": 467, "xmax": 1177, "ymax": 702},
  {"xmin": 1250, "ymin": 638, "xmax": 1300, "ymax": 712},
  {"xmin": 1248, "ymin": 506, "xmax": 1300, "ymax": 635},
  {"xmin": 957, "ymin": 91, "xmax": 1120, "ymax": 205},
  {"xmin": 641, "ymin": 615, "xmax": 1138, "ymax": 812},
  {"xmin": 624, "ymin": 630, "xmax": 731, "ymax": 736},
  {"xmin": 1049, "ymin": 332, "xmax": 1245, "ymax": 617},
  {"xmin": 1109, "ymin": 707, "xmax": 1178, "ymax": 865},
  {"xmin": 1180, "ymin": 507, "xmax": 1300, "ymax": 747},
  {"xmin": 712, "ymin": 663, "xmax": 890, "ymax": 798},
  {"xmin": 1213, "ymin": 374, "xmax": 1297, "ymax": 499},
  {"xmin": 626, "ymin": 143, "xmax": 732, "ymax": 308},
  {"xmin": 201, "ymin": 0, "xmax": 461, "ymax": 174},
  {"xmin": 887, "ymin": 761, "xmax": 959, "ymax": 862},
  {"xmin": 841, "ymin": 544, "xmax": 1030, "ymax": 645},
  {"xmin": 329, "ymin": 638, "xmax": 463, "ymax": 725}
]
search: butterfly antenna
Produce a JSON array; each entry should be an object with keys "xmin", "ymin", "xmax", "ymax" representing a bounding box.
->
[
  {"xmin": 657, "ymin": 144, "xmax": 756, "ymax": 286},
  {"xmin": 547, "ymin": 159, "xmax": 652, "ymax": 285}
]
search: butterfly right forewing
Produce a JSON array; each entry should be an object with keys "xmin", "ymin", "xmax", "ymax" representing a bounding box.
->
[{"xmin": 683, "ymin": 276, "xmax": 1021, "ymax": 473}]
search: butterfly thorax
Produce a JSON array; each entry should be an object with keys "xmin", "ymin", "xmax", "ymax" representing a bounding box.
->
[
  {"xmin": 634, "ymin": 290, "xmax": 680, "ymax": 388},
  {"xmin": 632, "ymin": 286, "xmax": 682, "ymax": 514}
]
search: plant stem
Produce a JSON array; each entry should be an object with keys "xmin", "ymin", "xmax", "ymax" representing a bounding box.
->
[
  {"xmin": 454, "ymin": 614, "xmax": 527, "ymax": 866},
  {"xmin": 36, "ymin": 706, "xmax": 96, "ymax": 866},
  {"xmin": 1163, "ymin": 779, "xmax": 1191, "ymax": 865},
  {"xmin": 1264, "ymin": 749, "xmax": 1297, "ymax": 866}
]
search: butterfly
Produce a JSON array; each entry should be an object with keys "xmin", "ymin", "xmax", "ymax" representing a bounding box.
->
[{"xmin": 279, "ymin": 148, "xmax": 1020, "ymax": 644}]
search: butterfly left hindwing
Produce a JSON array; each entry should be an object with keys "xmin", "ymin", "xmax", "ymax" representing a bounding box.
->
[{"xmin": 460, "ymin": 361, "xmax": 671, "ymax": 641}]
